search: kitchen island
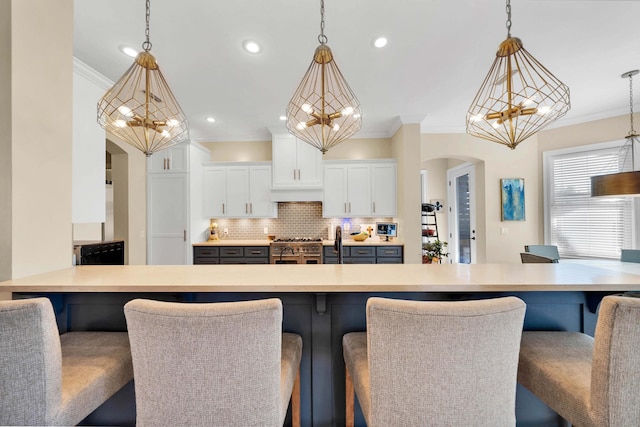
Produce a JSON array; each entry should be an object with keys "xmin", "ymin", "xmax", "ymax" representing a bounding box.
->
[{"xmin": 2, "ymin": 262, "xmax": 639, "ymax": 427}]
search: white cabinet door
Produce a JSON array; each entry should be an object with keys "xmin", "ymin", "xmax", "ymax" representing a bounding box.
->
[
  {"xmin": 295, "ymin": 138, "xmax": 323, "ymax": 187},
  {"xmin": 249, "ymin": 166, "xmax": 277, "ymax": 217},
  {"xmin": 203, "ymin": 167, "xmax": 227, "ymax": 217},
  {"xmin": 147, "ymin": 174, "xmax": 188, "ymax": 265},
  {"xmin": 372, "ymin": 163, "xmax": 397, "ymax": 216},
  {"xmin": 148, "ymin": 145, "xmax": 188, "ymax": 172},
  {"xmin": 323, "ymin": 160, "xmax": 397, "ymax": 218},
  {"xmin": 347, "ymin": 164, "xmax": 372, "ymax": 216},
  {"xmin": 272, "ymin": 135, "xmax": 322, "ymax": 188},
  {"xmin": 323, "ymin": 164, "xmax": 348, "ymax": 217},
  {"xmin": 225, "ymin": 166, "xmax": 250, "ymax": 217},
  {"xmin": 203, "ymin": 164, "xmax": 276, "ymax": 218},
  {"xmin": 272, "ymin": 135, "xmax": 298, "ymax": 187}
]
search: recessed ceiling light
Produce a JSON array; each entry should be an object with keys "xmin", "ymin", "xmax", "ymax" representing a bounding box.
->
[
  {"xmin": 279, "ymin": 116, "xmax": 286, "ymax": 121},
  {"xmin": 242, "ymin": 40, "xmax": 261, "ymax": 54},
  {"xmin": 205, "ymin": 117, "xmax": 216, "ymax": 123},
  {"xmin": 373, "ymin": 37, "xmax": 388, "ymax": 48},
  {"xmin": 119, "ymin": 45, "xmax": 138, "ymax": 58}
]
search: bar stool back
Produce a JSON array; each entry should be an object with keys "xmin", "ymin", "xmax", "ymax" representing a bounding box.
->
[
  {"xmin": 518, "ymin": 295, "xmax": 640, "ymax": 427},
  {"xmin": 124, "ymin": 298, "xmax": 302, "ymax": 427},
  {"xmin": 343, "ymin": 296, "xmax": 526, "ymax": 426},
  {"xmin": 0, "ymin": 298, "xmax": 133, "ymax": 426}
]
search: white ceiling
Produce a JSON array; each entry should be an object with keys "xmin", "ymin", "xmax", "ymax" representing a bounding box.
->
[{"xmin": 73, "ymin": 0, "xmax": 640, "ymax": 143}]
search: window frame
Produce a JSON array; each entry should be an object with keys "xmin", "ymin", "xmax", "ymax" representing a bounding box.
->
[{"xmin": 543, "ymin": 140, "xmax": 639, "ymax": 259}]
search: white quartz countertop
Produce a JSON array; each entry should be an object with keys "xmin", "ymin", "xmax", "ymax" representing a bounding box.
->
[{"xmin": 1, "ymin": 263, "xmax": 639, "ymax": 294}]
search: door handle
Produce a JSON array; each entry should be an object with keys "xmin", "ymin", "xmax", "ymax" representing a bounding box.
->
[
  {"xmin": 471, "ymin": 237, "xmax": 476, "ymax": 240},
  {"xmin": 167, "ymin": 158, "xmax": 170, "ymax": 170},
  {"xmin": 373, "ymin": 202, "xmax": 376, "ymax": 213},
  {"xmin": 222, "ymin": 203, "xmax": 225, "ymax": 214},
  {"xmin": 183, "ymin": 230, "xmax": 186, "ymax": 242}
]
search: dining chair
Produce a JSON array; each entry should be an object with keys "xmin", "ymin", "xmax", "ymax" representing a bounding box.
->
[
  {"xmin": 124, "ymin": 298, "xmax": 302, "ymax": 427},
  {"xmin": 518, "ymin": 295, "xmax": 640, "ymax": 427},
  {"xmin": 343, "ymin": 296, "xmax": 526, "ymax": 426},
  {"xmin": 620, "ymin": 249, "xmax": 640, "ymax": 263},
  {"xmin": 524, "ymin": 245, "xmax": 560, "ymax": 262},
  {"xmin": 520, "ymin": 252, "xmax": 556, "ymax": 263},
  {"xmin": 0, "ymin": 298, "xmax": 133, "ymax": 426}
]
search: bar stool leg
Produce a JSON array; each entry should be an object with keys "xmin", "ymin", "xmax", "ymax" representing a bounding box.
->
[
  {"xmin": 292, "ymin": 369, "xmax": 301, "ymax": 427},
  {"xmin": 345, "ymin": 365, "xmax": 354, "ymax": 427}
]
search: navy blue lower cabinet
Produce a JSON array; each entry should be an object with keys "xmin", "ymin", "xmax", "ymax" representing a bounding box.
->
[{"xmin": 323, "ymin": 245, "xmax": 404, "ymax": 264}]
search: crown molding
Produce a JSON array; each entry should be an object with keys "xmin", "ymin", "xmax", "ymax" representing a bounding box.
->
[{"xmin": 73, "ymin": 57, "xmax": 113, "ymax": 90}]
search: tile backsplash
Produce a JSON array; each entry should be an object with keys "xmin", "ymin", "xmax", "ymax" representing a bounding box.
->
[{"xmin": 205, "ymin": 202, "xmax": 392, "ymax": 241}]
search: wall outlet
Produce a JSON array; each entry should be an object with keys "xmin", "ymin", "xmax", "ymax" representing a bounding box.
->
[
  {"xmin": 223, "ymin": 228, "xmax": 229, "ymax": 236},
  {"xmin": 263, "ymin": 227, "xmax": 268, "ymax": 235},
  {"xmin": 501, "ymin": 227, "xmax": 509, "ymax": 235}
]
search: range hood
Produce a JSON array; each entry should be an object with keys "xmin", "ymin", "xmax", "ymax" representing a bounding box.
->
[{"xmin": 270, "ymin": 187, "xmax": 323, "ymax": 202}]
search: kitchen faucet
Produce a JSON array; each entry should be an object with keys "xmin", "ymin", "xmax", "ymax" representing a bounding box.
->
[
  {"xmin": 334, "ymin": 226, "xmax": 343, "ymax": 264},
  {"xmin": 279, "ymin": 246, "xmax": 295, "ymax": 263}
]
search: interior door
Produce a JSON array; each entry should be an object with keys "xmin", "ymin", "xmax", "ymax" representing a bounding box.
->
[{"xmin": 447, "ymin": 163, "xmax": 477, "ymax": 264}]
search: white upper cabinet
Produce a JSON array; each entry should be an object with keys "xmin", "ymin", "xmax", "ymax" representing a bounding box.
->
[
  {"xmin": 323, "ymin": 160, "xmax": 396, "ymax": 218},
  {"xmin": 203, "ymin": 163, "xmax": 276, "ymax": 218},
  {"xmin": 203, "ymin": 167, "xmax": 226, "ymax": 217},
  {"xmin": 371, "ymin": 162, "xmax": 397, "ymax": 217},
  {"xmin": 272, "ymin": 134, "xmax": 322, "ymax": 188},
  {"xmin": 149, "ymin": 144, "xmax": 188, "ymax": 173}
]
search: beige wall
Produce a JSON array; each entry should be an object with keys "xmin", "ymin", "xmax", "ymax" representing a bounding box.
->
[
  {"xmin": 392, "ymin": 124, "xmax": 422, "ymax": 263},
  {"xmin": 0, "ymin": 1, "xmax": 11, "ymax": 282},
  {"xmin": 199, "ymin": 136, "xmax": 393, "ymax": 162},
  {"xmin": 2, "ymin": 0, "xmax": 74, "ymax": 279},
  {"xmin": 421, "ymin": 132, "xmax": 539, "ymax": 263},
  {"xmin": 199, "ymin": 140, "xmax": 272, "ymax": 162},
  {"xmin": 322, "ymin": 137, "xmax": 392, "ymax": 160}
]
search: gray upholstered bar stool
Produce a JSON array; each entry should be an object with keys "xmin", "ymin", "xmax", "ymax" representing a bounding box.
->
[
  {"xmin": 343, "ymin": 296, "xmax": 526, "ymax": 426},
  {"xmin": 520, "ymin": 252, "xmax": 556, "ymax": 263},
  {"xmin": 124, "ymin": 298, "xmax": 302, "ymax": 427},
  {"xmin": 518, "ymin": 295, "xmax": 640, "ymax": 427},
  {"xmin": 0, "ymin": 298, "xmax": 133, "ymax": 426}
]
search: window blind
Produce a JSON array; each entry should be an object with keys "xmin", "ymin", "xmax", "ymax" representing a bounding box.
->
[{"xmin": 547, "ymin": 144, "xmax": 633, "ymax": 259}]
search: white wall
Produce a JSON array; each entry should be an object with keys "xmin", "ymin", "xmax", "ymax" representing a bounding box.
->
[{"xmin": 72, "ymin": 59, "xmax": 109, "ymax": 225}]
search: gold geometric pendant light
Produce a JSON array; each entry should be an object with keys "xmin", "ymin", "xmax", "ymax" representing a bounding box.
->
[
  {"xmin": 591, "ymin": 70, "xmax": 640, "ymax": 197},
  {"xmin": 97, "ymin": 0, "xmax": 188, "ymax": 157},
  {"xmin": 466, "ymin": 0, "xmax": 570, "ymax": 150},
  {"xmin": 286, "ymin": 0, "xmax": 362, "ymax": 154}
]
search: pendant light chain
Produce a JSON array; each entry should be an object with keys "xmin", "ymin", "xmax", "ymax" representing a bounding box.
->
[
  {"xmin": 318, "ymin": 0, "xmax": 327, "ymax": 45},
  {"xmin": 505, "ymin": 0, "xmax": 512, "ymax": 37},
  {"xmin": 142, "ymin": 0, "xmax": 152, "ymax": 52},
  {"xmin": 628, "ymin": 73, "xmax": 636, "ymax": 136}
]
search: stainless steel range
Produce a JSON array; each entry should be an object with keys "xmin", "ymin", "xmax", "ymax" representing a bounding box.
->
[{"xmin": 270, "ymin": 238, "xmax": 323, "ymax": 264}]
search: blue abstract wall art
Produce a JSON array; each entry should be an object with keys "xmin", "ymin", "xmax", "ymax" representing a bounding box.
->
[{"xmin": 501, "ymin": 178, "xmax": 525, "ymax": 221}]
